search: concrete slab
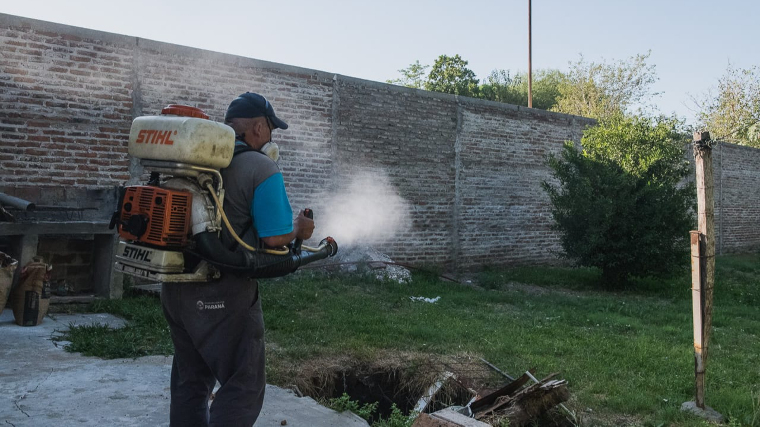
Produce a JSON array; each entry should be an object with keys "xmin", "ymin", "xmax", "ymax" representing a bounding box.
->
[{"xmin": 0, "ymin": 309, "xmax": 368, "ymax": 426}]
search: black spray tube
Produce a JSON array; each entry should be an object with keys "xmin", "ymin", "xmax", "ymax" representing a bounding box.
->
[{"xmin": 193, "ymin": 233, "xmax": 337, "ymax": 279}]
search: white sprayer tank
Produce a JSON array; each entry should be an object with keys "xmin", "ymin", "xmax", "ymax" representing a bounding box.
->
[{"xmin": 128, "ymin": 105, "xmax": 235, "ymax": 170}]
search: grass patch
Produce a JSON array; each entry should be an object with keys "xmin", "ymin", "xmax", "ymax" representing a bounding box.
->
[
  {"xmin": 56, "ymin": 294, "xmax": 172, "ymax": 358},
  {"xmin": 59, "ymin": 255, "xmax": 760, "ymax": 426}
]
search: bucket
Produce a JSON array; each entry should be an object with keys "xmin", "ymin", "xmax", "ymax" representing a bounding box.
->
[
  {"xmin": 11, "ymin": 256, "xmax": 51, "ymax": 326},
  {"xmin": 0, "ymin": 251, "xmax": 18, "ymax": 314}
]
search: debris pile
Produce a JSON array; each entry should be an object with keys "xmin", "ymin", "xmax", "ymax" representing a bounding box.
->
[
  {"xmin": 467, "ymin": 371, "xmax": 570, "ymax": 426},
  {"xmin": 316, "ymin": 244, "xmax": 412, "ymax": 283},
  {"xmin": 412, "ymin": 367, "xmax": 571, "ymax": 427}
]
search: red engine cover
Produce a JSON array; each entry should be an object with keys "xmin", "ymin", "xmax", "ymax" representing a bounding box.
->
[{"xmin": 118, "ymin": 186, "xmax": 192, "ymax": 248}]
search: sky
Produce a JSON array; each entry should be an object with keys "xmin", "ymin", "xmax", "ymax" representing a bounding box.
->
[{"xmin": 3, "ymin": 0, "xmax": 759, "ymax": 124}]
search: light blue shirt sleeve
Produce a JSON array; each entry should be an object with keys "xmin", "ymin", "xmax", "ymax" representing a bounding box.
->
[{"xmin": 251, "ymin": 173, "xmax": 294, "ymax": 238}]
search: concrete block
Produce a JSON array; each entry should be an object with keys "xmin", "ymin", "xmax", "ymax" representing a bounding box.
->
[
  {"xmin": 92, "ymin": 233, "xmax": 119, "ymax": 299},
  {"xmin": 681, "ymin": 401, "xmax": 725, "ymax": 424}
]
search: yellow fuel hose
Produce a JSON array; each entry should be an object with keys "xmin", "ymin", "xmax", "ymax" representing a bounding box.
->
[{"xmin": 205, "ymin": 183, "xmax": 290, "ymax": 256}]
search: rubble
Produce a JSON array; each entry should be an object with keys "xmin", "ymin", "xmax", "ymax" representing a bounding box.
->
[
  {"xmin": 319, "ymin": 244, "xmax": 412, "ymax": 283},
  {"xmin": 411, "ymin": 366, "xmax": 571, "ymax": 427}
]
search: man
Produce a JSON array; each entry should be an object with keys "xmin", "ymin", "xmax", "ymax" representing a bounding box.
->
[{"xmin": 161, "ymin": 92, "xmax": 314, "ymax": 426}]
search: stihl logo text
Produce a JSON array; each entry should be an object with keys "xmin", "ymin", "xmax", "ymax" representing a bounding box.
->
[
  {"xmin": 136, "ymin": 129, "xmax": 176, "ymax": 145},
  {"xmin": 122, "ymin": 246, "xmax": 153, "ymax": 263}
]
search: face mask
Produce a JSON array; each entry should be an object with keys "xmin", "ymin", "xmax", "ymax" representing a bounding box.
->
[{"xmin": 260, "ymin": 141, "xmax": 280, "ymax": 162}]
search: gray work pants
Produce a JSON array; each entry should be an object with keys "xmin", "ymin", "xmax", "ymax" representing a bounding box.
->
[{"xmin": 161, "ymin": 275, "xmax": 265, "ymax": 427}]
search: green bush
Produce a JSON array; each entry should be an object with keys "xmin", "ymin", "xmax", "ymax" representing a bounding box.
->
[
  {"xmin": 372, "ymin": 404, "xmax": 415, "ymax": 427},
  {"xmin": 326, "ymin": 393, "xmax": 377, "ymax": 421},
  {"xmin": 542, "ymin": 115, "xmax": 694, "ymax": 287}
]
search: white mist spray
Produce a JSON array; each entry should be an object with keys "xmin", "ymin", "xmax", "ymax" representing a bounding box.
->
[{"xmin": 315, "ymin": 171, "xmax": 412, "ymax": 248}]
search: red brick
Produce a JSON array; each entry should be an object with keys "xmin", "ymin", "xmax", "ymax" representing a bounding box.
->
[
  {"xmin": 61, "ymin": 34, "xmax": 83, "ymax": 42},
  {"xmin": 4, "ymin": 68, "xmax": 29, "ymax": 75},
  {"xmin": 27, "ymin": 136, "xmax": 51, "ymax": 142},
  {"xmin": 28, "ymin": 176, "xmax": 52, "ymax": 183},
  {"xmin": 35, "ymin": 30, "xmax": 60, "ymax": 38}
]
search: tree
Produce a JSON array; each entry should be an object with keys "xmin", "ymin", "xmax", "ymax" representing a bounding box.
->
[
  {"xmin": 581, "ymin": 114, "xmax": 690, "ymax": 181},
  {"xmin": 424, "ymin": 54, "xmax": 480, "ymax": 98},
  {"xmin": 525, "ymin": 69, "xmax": 564, "ymax": 111},
  {"xmin": 386, "ymin": 60, "xmax": 429, "ymax": 90},
  {"xmin": 388, "ymin": 57, "xmax": 563, "ymax": 109},
  {"xmin": 479, "ymin": 69, "xmax": 564, "ymax": 110},
  {"xmin": 543, "ymin": 115, "xmax": 693, "ymax": 287},
  {"xmin": 696, "ymin": 64, "xmax": 760, "ymax": 147},
  {"xmin": 478, "ymin": 69, "xmax": 521, "ymax": 104},
  {"xmin": 551, "ymin": 52, "xmax": 659, "ymax": 120}
]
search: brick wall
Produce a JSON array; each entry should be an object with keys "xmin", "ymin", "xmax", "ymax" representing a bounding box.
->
[
  {"xmin": 331, "ymin": 79, "xmax": 460, "ymax": 266},
  {"xmin": 713, "ymin": 143, "xmax": 760, "ymax": 253},
  {"xmin": 0, "ymin": 18, "xmax": 133, "ymax": 190},
  {"xmin": 456, "ymin": 100, "xmax": 587, "ymax": 266},
  {"xmin": 2, "ymin": 13, "xmax": 759, "ymax": 274},
  {"xmin": 37, "ymin": 237, "xmax": 93, "ymax": 293}
]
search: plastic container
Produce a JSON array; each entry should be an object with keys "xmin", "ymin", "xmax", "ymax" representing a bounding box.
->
[{"xmin": 128, "ymin": 105, "xmax": 235, "ymax": 170}]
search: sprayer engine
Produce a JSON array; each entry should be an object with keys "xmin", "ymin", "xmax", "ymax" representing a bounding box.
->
[{"xmin": 111, "ymin": 104, "xmax": 337, "ymax": 283}]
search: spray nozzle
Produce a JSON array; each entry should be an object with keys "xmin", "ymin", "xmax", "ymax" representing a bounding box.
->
[{"xmin": 319, "ymin": 236, "xmax": 338, "ymax": 257}]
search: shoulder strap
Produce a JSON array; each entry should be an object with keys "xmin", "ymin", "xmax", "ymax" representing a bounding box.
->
[{"xmin": 226, "ymin": 143, "xmax": 257, "ymax": 251}]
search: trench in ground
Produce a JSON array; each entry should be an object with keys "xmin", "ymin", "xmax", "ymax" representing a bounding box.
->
[{"xmin": 291, "ymin": 355, "xmax": 505, "ymax": 422}]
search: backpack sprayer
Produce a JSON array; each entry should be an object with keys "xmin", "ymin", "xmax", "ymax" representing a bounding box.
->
[{"xmin": 110, "ymin": 104, "xmax": 338, "ymax": 282}]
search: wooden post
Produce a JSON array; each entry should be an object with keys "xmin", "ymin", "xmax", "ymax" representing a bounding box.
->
[
  {"xmin": 690, "ymin": 231, "xmax": 705, "ymax": 408},
  {"xmin": 692, "ymin": 131, "xmax": 715, "ymax": 410}
]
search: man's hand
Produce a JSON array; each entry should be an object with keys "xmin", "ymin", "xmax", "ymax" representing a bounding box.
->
[
  {"xmin": 294, "ymin": 209, "xmax": 314, "ymax": 241},
  {"xmin": 260, "ymin": 209, "xmax": 315, "ymax": 248}
]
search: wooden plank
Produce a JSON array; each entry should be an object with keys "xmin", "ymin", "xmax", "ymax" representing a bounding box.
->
[
  {"xmin": 469, "ymin": 369, "xmax": 534, "ymax": 413},
  {"xmin": 477, "ymin": 379, "xmax": 570, "ymax": 425}
]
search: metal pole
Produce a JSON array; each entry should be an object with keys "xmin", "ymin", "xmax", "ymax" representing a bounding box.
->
[{"xmin": 528, "ymin": 0, "xmax": 533, "ymax": 108}]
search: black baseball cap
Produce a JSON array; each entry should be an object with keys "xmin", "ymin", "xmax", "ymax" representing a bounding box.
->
[{"xmin": 224, "ymin": 92, "xmax": 288, "ymax": 130}]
